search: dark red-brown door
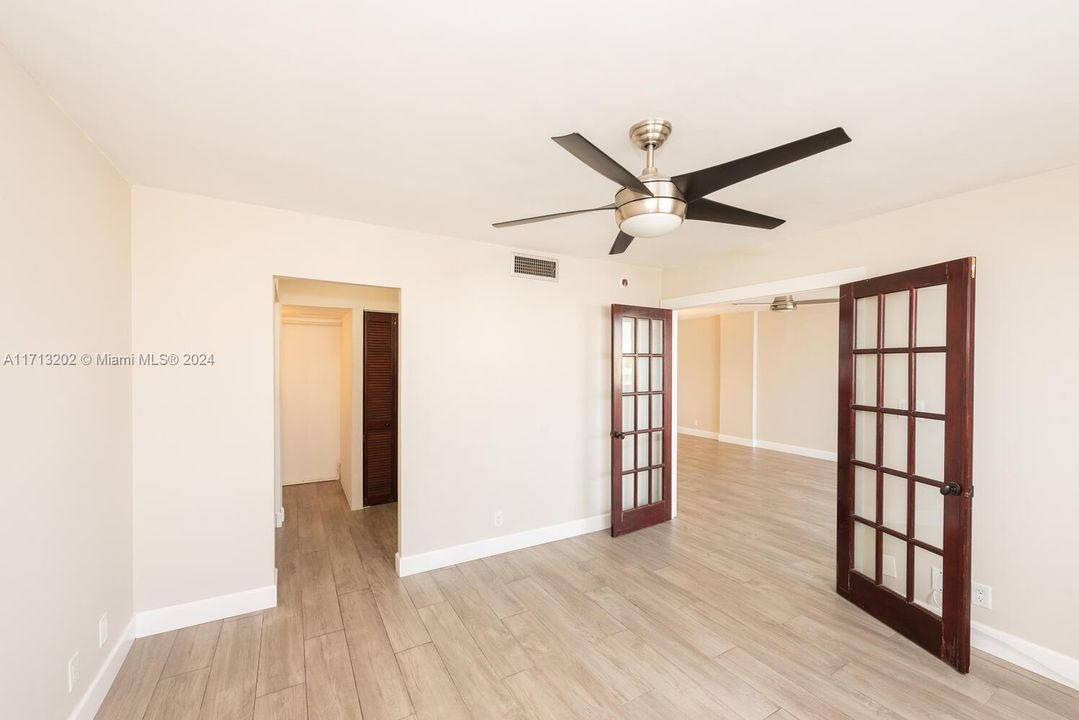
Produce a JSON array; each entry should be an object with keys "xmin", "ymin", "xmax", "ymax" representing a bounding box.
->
[
  {"xmin": 611, "ymin": 304, "xmax": 673, "ymax": 536},
  {"xmin": 837, "ymin": 258, "xmax": 975, "ymax": 672},
  {"xmin": 363, "ymin": 311, "xmax": 398, "ymax": 506}
]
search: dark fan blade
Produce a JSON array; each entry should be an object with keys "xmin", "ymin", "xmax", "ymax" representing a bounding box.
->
[
  {"xmin": 609, "ymin": 231, "xmax": 634, "ymax": 255},
  {"xmin": 795, "ymin": 298, "xmax": 840, "ymax": 305},
  {"xmin": 673, "ymin": 127, "xmax": 851, "ymax": 201},
  {"xmin": 552, "ymin": 134, "xmax": 653, "ymax": 196},
  {"xmin": 685, "ymin": 199, "xmax": 785, "ymax": 229},
  {"xmin": 493, "ymin": 203, "xmax": 615, "ymax": 228}
]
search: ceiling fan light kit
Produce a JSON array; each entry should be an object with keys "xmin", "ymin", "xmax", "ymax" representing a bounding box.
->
[{"xmin": 493, "ymin": 118, "xmax": 852, "ymax": 255}]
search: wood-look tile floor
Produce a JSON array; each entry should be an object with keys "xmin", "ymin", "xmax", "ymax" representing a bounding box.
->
[{"xmin": 97, "ymin": 436, "xmax": 1079, "ymax": 719}]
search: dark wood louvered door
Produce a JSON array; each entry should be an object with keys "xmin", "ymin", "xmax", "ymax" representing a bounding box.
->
[
  {"xmin": 837, "ymin": 258, "xmax": 976, "ymax": 672},
  {"xmin": 363, "ymin": 311, "xmax": 398, "ymax": 506}
]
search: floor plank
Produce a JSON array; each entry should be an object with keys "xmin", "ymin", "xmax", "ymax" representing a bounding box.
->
[
  {"xmin": 198, "ymin": 614, "xmax": 263, "ymax": 720},
  {"xmin": 340, "ymin": 589, "xmax": 414, "ymax": 720},
  {"xmin": 304, "ymin": 630, "xmax": 363, "ymax": 720},
  {"xmin": 396, "ymin": 642, "xmax": 474, "ymax": 720},
  {"xmin": 143, "ymin": 668, "xmax": 211, "ymax": 720},
  {"xmin": 253, "ymin": 684, "xmax": 308, "ymax": 720},
  {"xmin": 95, "ymin": 631, "xmax": 177, "ymax": 720}
]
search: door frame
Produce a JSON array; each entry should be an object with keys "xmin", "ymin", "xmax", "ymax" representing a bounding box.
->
[
  {"xmin": 836, "ymin": 257, "xmax": 976, "ymax": 672},
  {"xmin": 363, "ymin": 310, "xmax": 399, "ymax": 507}
]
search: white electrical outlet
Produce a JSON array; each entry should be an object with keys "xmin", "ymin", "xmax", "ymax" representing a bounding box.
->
[
  {"xmin": 493, "ymin": 510, "xmax": 504, "ymax": 528},
  {"xmin": 972, "ymin": 582, "xmax": 993, "ymax": 609},
  {"xmin": 67, "ymin": 652, "xmax": 80, "ymax": 692},
  {"xmin": 276, "ymin": 507, "xmax": 285, "ymax": 527},
  {"xmin": 931, "ymin": 567, "xmax": 943, "ymax": 592},
  {"xmin": 98, "ymin": 613, "xmax": 109, "ymax": 648},
  {"xmin": 882, "ymin": 554, "xmax": 898, "ymax": 578}
]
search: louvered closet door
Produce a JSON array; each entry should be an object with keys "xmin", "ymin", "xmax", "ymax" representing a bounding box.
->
[{"xmin": 364, "ymin": 311, "xmax": 398, "ymax": 506}]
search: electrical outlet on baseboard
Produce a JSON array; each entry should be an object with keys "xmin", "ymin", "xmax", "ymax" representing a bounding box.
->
[{"xmin": 276, "ymin": 506, "xmax": 285, "ymax": 527}]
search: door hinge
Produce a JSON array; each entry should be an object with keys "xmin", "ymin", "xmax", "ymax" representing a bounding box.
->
[{"xmin": 971, "ymin": 257, "xmax": 976, "ymax": 279}]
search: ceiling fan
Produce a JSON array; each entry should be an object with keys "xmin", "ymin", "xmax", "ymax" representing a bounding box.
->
[
  {"xmin": 733, "ymin": 295, "xmax": 840, "ymax": 312},
  {"xmin": 493, "ymin": 119, "xmax": 851, "ymax": 255}
]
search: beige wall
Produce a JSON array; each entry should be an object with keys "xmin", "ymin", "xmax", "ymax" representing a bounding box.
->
[
  {"xmin": 0, "ymin": 47, "xmax": 132, "ymax": 719},
  {"xmin": 676, "ymin": 317, "xmax": 721, "ymax": 434},
  {"xmin": 756, "ymin": 304, "xmax": 838, "ymax": 454},
  {"xmin": 131, "ymin": 186, "xmax": 661, "ymax": 615},
  {"xmin": 276, "ymin": 280, "xmax": 401, "ymax": 511},
  {"xmin": 280, "ymin": 321, "xmax": 342, "ymax": 485},
  {"xmin": 663, "ymin": 163, "xmax": 1079, "ymax": 662},
  {"xmin": 718, "ymin": 313, "xmax": 755, "ymax": 440}
]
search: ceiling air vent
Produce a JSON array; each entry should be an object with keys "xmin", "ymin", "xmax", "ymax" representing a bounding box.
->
[{"xmin": 512, "ymin": 254, "xmax": 558, "ymax": 281}]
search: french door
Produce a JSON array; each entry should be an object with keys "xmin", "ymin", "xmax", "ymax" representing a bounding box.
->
[
  {"xmin": 836, "ymin": 258, "xmax": 975, "ymax": 672},
  {"xmin": 611, "ymin": 304, "xmax": 673, "ymax": 536}
]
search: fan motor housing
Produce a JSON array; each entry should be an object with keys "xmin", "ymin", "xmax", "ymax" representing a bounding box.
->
[{"xmin": 614, "ymin": 176, "xmax": 687, "ymax": 230}]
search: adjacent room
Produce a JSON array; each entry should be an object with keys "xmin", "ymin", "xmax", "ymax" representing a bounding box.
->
[{"xmin": 3, "ymin": 3, "xmax": 1079, "ymax": 720}]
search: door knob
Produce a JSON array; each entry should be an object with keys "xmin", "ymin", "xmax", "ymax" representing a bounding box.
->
[
  {"xmin": 940, "ymin": 482, "xmax": 961, "ymax": 496},
  {"xmin": 612, "ymin": 431, "xmax": 626, "ymax": 440}
]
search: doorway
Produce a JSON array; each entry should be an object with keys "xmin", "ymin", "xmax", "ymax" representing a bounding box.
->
[{"xmin": 273, "ymin": 277, "xmax": 401, "ymax": 522}]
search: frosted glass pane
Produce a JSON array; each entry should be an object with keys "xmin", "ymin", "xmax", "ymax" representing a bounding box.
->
[
  {"xmin": 883, "ymin": 291, "xmax": 910, "ymax": 348},
  {"xmin": 882, "ymin": 354, "xmax": 909, "ymax": 410},
  {"xmin": 622, "ymin": 434, "xmax": 634, "ymax": 471},
  {"xmin": 621, "ymin": 357, "xmax": 634, "ymax": 393},
  {"xmin": 856, "ymin": 296, "xmax": 878, "ymax": 349},
  {"xmin": 637, "ymin": 432, "xmax": 648, "ymax": 469},
  {"xmin": 882, "ymin": 414, "xmax": 907, "ymax": 471},
  {"xmin": 637, "ymin": 395, "xmax": 649, "ymax": 434},
  {"xmin": 916, "ymin": 285, "xmax": 947, "ymax": 347},
  {"xmin": 637, "ymin": 357, "xmax": 650, "ymax": 392},
  {"xmin": 854, "ymin": 411, "xmax": 876, "ymax": 463},
  {"xmin": 637, "ymin": 471, "xmax": 649, "ymax": 507},
  {"xmin": 622, "ymin": 474, "xmax": 634, "ymax": 511},
  {"xmin": 855, "ymin": 354, "xmax": 877, "ymax": 407},
  {"xmin": 916, "ymin": 353, "xmax": 946, "ymax": 414},
  {"xmin": 651, "ymin": 468, "xmax": 663, "ymax": 502},
  {"xmin": 914, "ymin": 547, "xmax": 943, "ymax": 616},
  {"xmin": 854, "ymin": 466, "xmax": 876, "ymax": 519},
  {"xmin": 914, "ymin": 481, "xmax": 944, "ymax": 549},
  {"xmin": 881, "ymin": 534, "xmax": 907, "ymax": 596},
  {"xmin": 651, "ymin": 357, "xmax": 663, "ymax": 390},
  {"xmin": 882, "ymin": 474, "xmax": 907, "ymax": 532},
  {"xmin": 651, "ymin": 394, "xmax": 663, "ymax": 429},
  {"xmin": 636, "ymin": 318, "xmax": 650, "ymax": 354},
  {"xmin": 915, "ymin": 418, "xmax": 945, "ymax": 481},
  {"xmin": 622, "ymin": 396, "xmax": 634, "ymax": 432},
  {"xmin": 651, "ymin": 319, "xmax": 664, "ymax": 354},
  {"xmin": 621, "ymin": 317, "xmax": 635, "ymax": 354},
  {"xmin": 853, "ymin": 521, "xmax": 875, "ymax": 577},
  {"xmin": 650, "ymin": 432, "xmax": 662, "ymax": 466}
]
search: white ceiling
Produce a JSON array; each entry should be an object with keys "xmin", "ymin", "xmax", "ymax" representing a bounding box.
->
[{"xmin": 3, "ymin": 1, "xmax": 1079, "ymax": 267}]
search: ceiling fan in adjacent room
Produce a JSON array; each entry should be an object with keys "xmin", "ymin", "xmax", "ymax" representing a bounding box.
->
[
  {"xmin": 493, "ymin": 119, "xmax": 851, "ymax": 255},
  {"xmin": 733, "ymin": 295, "xmax": 840, "ymax": 312}
]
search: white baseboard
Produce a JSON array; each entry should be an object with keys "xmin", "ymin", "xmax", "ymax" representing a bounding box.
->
[
  {"xmin": 754, "ymin": 439, "xmax": 838, "ymax": 462},
  {"xmin": 135, "ymin": 584, "xmax": 277, "ymax": 637},
  {"xmin": 67, "ymin": 616, "xmax": 135, "ymax": 720},
  {"xmin": 678, "ymin": 426, "xmax": 720, "ymax": 440},
  {"xmin": 972, "ymin": 621, "xmax": 1079, "ymax": 691},
  {"xmin": 398, "ymin": 512, "xmax": 611, "ymax": 577},
  {"xmin": 717, "ymin": 434, "xmax": 755, "ymax": 448}
]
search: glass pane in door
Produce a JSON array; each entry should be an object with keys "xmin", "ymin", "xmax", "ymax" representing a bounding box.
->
[
  {"xmin": 651, "ymin": 468, "xmax": 662, "ymax": 502},
  {"xmin": 622, "ymin": 474, "xmax": 634, "ymax": 511},
  {"xmin": 914, "ymin": 547, "xmax": 944, "ymax": 616},
  {"xmin": 651, "ymin": 394, "xmax": 663, "ymax": 428},
  {"xmin": 856, "ymin": 296, "xmax": 878, "ymax": 348},
  {"xmin": 916, "ymin": 285, "xmax": 948, "ymax": 347},
  {"xmin": 881, "ymin": 533, "xmax": 908, "ymax": 596},
  {"xmin": 854, "ymin": 411, "xmax": 876, "ymax": 463},
  {"xmin": 882, "ymin": 354, "xmax": 909, "ymax": 409},
  {"xmin": 915, "ymin": 418, "xmax": 945, "ymax": 480},
  {"xmin": 636, "ymin": 318, "xmax": 650, "ymax": 354},
  {"xmin": 651, "ymin": 319, "xmax": 664, "ymax": 353},
  {"xmin": 853, "ymin": 521, "xmax": 875, "ymax": 577},
  {"xmin": 622, "ymin": 317, "xmax": 635, "ymax": 354},
  {"xmin": 636, "ymin": 357, "xmax": 650, "ymax": 392},
  {"xmin": 882, "ymin": 473, "xmax": 907, "ymax": 532},
  {"xmin": 855, "ymin": 354, "xmax": 877, "ymax": 406},
  {"xmin": 854, "ymin": 466, "xmax": 876, "ymax": 519},
  {"xmin": 914, "ymin": 480, "xmax": 944, "ymax": 548},
  {"xmin": 883, "ymin": 291, "xmax": 910, "ymax": 348},
  {"xmin": 916, "ymin": 353, "xmax": 946, "ymax": 414},
  {"xmin": 622, "ymin": 396, "xmax": 634, "ymax": 432},
  {"xmin": 882, "ymin": 414, "xmax": 907, "ymax": 470},
  {"xmin": 621, "ymin": 357, "xmax": 634, "ymax": 393}
]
